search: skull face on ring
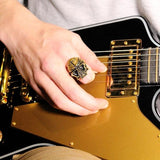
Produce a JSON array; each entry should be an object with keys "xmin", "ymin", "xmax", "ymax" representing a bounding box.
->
[{"xmin": 67, "ymin": 57, "xmax": 88, "ymax": 80}]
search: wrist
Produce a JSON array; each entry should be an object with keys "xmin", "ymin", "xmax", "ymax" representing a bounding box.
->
[
  {"xmin": 0, "ymin": 0, "xmax": 41, "ymax": 56},
  {"xmin": 0, "ymin": 0, "xmax": 22, "ymax": 42}
]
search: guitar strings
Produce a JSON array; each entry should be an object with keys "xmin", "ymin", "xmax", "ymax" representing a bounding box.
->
[
  {"xmin": 8, "ymin": 47, "xmax": 160, "ymax": 87},
  {"xmin": 97, "ymin": 65, "xmax": 157, "ymax": 72},
  {"xmin": 102, "ymin": 59, "xmax": 157, "ymax": 64},
  {"xmin": 9, "ymin": 66, "xmax": 159, "ymax": 83},
  {"xmin": 94, "ymin": 47, "xmax": 159, "ymax": 54}
]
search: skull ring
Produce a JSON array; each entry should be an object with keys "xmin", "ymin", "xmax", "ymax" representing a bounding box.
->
[{"xmin": 66, "ymin": 57, "xmax": 88, "ymax": 80}]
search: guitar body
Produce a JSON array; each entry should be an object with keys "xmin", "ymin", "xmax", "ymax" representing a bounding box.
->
[{"xmin": 1, "ymin": 16, "xmax": 160, "ymax": 160}]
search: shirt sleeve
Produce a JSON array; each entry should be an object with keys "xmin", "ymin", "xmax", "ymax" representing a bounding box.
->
[{"xmin": 138, "ymin": 0, "xmax": 160, "ymax": 35}]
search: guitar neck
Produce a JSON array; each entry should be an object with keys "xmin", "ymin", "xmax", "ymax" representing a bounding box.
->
[{"xmin": 141, "ymin": 47, "xmax": 160, "ymax": 84}]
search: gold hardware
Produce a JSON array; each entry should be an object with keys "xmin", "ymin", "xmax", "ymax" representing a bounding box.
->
[
  {"xmin": 0, "ymin": 48, "xmax": 12, "ymax": 104},
  {"xmin": 69, "ymin": 142, "xmax": 74, "ymax": 146},
  {"xmin": 6, "ymin": 88, "xmax": 9, "ymax": 93},
  {"xmin": 124, "ymin": 41, "xmax": 128, "ymax": 45},
  {"xmin": 111, "ymin": 41, "xmax": 115, "ymax": 45},
  {"xmin": 136, "ymin": 39, "xmax": 141, "ymax": 44},
  {"xmin": 120, "ymin": 91, "xmax": 125, "ymax": 95},
  {"xmin": 106, "ymin": 92, "xmax": 111, "ymax": 97},
  {"xmin": 12, "ymin": 122, "xmax": 16, "ymax": 126},
  {"xmin": 21, "ymin": 94, "xmax": 32, "ymax": 102},
  {"xmin": 127, "ymin": 80, "xmax": 132, "ymax": 85},
  {"xmin": 148, "ymin": 48, "xmax": 151, "ymax": 83},
  {"xmin": 129, "ymin": 49, "xmax": 134, "ymax": 53},
  {"xmin": 14, "ymin": 107, "xmax": 19, "ymax": 111},
  {"xmin": 28, "ymin": 96, "xmax": 32, "ymax": 101},
  {"xmin": 21, "ymin": 80, "xmax": 32, "ymax": 103},
  {"xmin": 128, "ymin": 74, "xmax": 132, "ymax": 78},
  {"xmin": 0, "ymin": 130, "xmax": 2, "ymax": 142},
  {"xmin": 128, "ymin": 68, "xmax": 132, "ymax": 72},
  {"xmin": 133, "ymin": 91, "xmax": 138, "ymax": 96},
  {"xmin": 128, "ymin": 61, "xmax": 133, "ymax": 65},
  {"xmin": 22, "ymin": 92, "xmax": 26, "ymax": 96},
  {"xmin": 107, "ymin": 39, "xmax": 141, "ymax": 97},
  {"xmin": 131, "ymin": 99, "xmax": 136, "ymax": 103},
  {"xmin": 1, "ymin": 97, "xmax": 7, "ymax": 104},
  {"xmin": 128, "ymin": 55, "xmax": 133, "ymax": 59}
]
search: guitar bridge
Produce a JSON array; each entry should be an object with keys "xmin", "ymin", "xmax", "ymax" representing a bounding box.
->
[{"xmin": 106, "ymin": 39, "xmax": 142, "ymax": 97}]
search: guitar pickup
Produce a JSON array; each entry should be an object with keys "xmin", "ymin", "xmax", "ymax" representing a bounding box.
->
[{"xmin": 106, "ymin": 39, "xmax": 142, "ymax": 97}]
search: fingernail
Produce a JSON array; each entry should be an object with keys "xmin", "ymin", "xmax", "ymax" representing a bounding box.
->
[
  {"xmin": 100, "ymin": 99, "xmax": 108, "ymax": 109},
  {"xmin": 95, "ymin": 58, "xmax": 107, "ymax": 73},
  {"xmin": 99, "ymin": 63, "xmax": 107, "ymax": 73},
  {"xmin": 92, "ymin": 110, "xmax": 99, "ymax": 114}
]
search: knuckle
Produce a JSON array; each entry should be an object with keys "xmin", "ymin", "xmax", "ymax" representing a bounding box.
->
[
  {"xmin": 52, "ymin": 96, "xmax": 66, "ymax": 110},
  {"xmin": 73, "ymin": 33, "xmax": 81, "ymax": 39},
  {"xmin": 41, "ymin": 57, "xmax": 57, "ymax": 74},
  {"xmin": 41, "ymin": 58, "xmax": 49, "ymax": 72},
  {"xmin": 71, "ymin": 33, "xmax": 81, "ymax": 44},
  {"xmin": 33, "ymin": 70, "xmax": 41, "ymax": 84},
  {"xmin": 55, "ymin": 40, "xmax": 72, "ymax": 56},
  {"xmin": 59, "ymin": 41, "xmax": 71, "ymax": 51},
  {"xmin": 90, "ymin": 105, "xmax": 99, "ymax": 112},
  {"xmin": 28, "ymin": 78, "xmax": 34, "ymax": 87},
  {"xmin": 68, "ymin": 89, "xmax": 80, "ymax": 101}
]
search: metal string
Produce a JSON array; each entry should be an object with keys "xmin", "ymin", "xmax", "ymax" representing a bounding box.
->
[
  {"xmin": 9, "ymin": 47, "xmax": 160, "ymax": 88},
  {"xmin": 94, "ymin": 47, "xmax": 159, "ymax": 54}
]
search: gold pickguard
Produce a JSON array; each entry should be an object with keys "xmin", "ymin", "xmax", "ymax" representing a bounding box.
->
[{"xmin": 11, "ymin": 57, "xmax": 160, "ymax": 160}]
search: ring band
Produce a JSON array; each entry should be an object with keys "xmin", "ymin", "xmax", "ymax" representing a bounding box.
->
[{"xmin": 66, "ymin": 57, "xmax": 88, "ymax": 80}]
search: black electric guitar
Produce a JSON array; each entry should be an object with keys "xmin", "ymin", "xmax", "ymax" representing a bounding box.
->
[{"xmin": 1, "ymin": 16, "xmax": 160, "ymax": 160}]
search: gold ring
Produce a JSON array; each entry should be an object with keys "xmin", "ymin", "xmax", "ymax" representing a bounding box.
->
[{"xmin": 66, "ymin": 57, "xmax": 88, "ymax": 80}]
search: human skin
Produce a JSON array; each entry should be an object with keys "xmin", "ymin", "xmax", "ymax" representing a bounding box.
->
[{"xmin": 0, "ymin": 0, "xmax": 108, "ymax": 116}]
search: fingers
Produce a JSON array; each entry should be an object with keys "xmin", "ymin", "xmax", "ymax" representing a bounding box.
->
[
  {"xmin": 38, "ymin": 40, "xmax": 108, "ymax": 113},
  {"xmin": 47, "ymin": 41, "xmax": 96, "ymax": 84},
  {"xmin": 41, "ymin": 57, "xmax": 108, "ymax": 111},
  {"xmin": 30, "ymin": 32, "xmax": 109, "ymax": 115},
  {"xmin": 68, "ymin": 33, "xmax": 107, "ymax": 84},
  {"xmin": 72, "ymin": 35, "xmax": 107, "ymax": 73},
  {"xmin": 33, "ymin": 70, "xmax": 102, "ymax": 116},
  {"xmin": 79, "ymin": 65, "xmax": 95, "ymax": 84}
]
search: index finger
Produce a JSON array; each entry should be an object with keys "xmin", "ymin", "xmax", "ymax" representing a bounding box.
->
[{"xmin": 73, "ymin": 36, "xmax": 107, "ymax": 73}]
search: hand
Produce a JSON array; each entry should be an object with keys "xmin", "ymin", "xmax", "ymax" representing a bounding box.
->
[{"xmin": 0, "ymin": 0, "xmax": 108, "ymax": 116}]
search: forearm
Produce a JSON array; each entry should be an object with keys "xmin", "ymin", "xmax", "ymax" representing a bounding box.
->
[
  {"xmin": 0, "ymin": 0, "xmax": 41, "ymax": 48},
  {"xmin": 0, "ymin": 0, "xmax": 22, "ymax": 34}
]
